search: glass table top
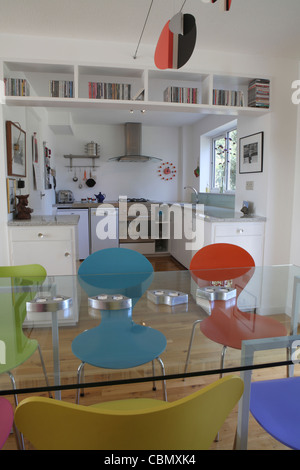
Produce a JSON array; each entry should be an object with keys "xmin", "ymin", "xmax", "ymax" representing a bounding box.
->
[{"xmin": 0, "ymin": 265, "xmax": 300, "ymax": 399}]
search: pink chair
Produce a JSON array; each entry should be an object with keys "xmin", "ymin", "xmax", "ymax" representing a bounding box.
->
[{"xmin": 0, "ymin": 397, "xmax": 14, "ymax": 449}]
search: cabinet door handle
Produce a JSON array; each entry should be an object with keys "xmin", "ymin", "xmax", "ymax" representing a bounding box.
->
[
  {"xmin": 38, "ymin": 233, "xmax": 44, "ymax": 238},
  {"xmin": 64, "ymin": 252, "xmax": 71, "ymax": 257},
  {"xmin": 237, "ymin": 229, "xmax": 244, "ymax": 234}
]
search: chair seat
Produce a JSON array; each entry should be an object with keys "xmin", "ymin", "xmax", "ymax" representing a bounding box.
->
[
  {"xmin": 250, "ymin": 376, "xmax": 300, "ymax": 450},
  {"xmin": 0, "ymin": 338, "xmax": 38, "ymax": 375},
  {"xmin": 72, "ymin": 323, "xmax": 167, "ymax": 369},
  {"xmin": 0, "ymin": 397, "xmax": 14, "ymax": 449},
  {"xmin": 200, "ymin": 302, "xmax": 287, "ymax": 350}
]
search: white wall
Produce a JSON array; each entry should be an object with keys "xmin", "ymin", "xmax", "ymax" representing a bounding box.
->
[{"xmin": 53, "ymin": 124, "xmax": 180, "ymax": 202}]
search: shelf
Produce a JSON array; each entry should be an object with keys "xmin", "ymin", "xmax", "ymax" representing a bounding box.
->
[
  {"xmin": 64, "ymin": 154, "xmax": 100, "ymax": 169},
  {"xmin": 2, "ymin": 61, "xmax": 271, "ymax": 122}
]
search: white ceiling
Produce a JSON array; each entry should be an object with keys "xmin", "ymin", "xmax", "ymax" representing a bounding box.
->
[
  {"xmin": 1, "ymin": 0, "xmax": 300, "ymax": 128},
  {"xmin": 1, "ymin": 0, "xmax": 300, "ymax": 59}
]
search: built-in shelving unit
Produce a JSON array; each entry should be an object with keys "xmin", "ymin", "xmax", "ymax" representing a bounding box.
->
[{"xmin": 1, "ymin": 60, "xmax": 271, "ymax": 122}]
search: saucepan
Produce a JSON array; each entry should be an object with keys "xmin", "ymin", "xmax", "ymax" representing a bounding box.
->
[{"xmin": 85, "ymin": 169, "xmax": 96, "ymax": 187}]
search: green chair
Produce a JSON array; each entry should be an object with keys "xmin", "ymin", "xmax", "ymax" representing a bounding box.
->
[{"xmin": 0, "ymin": 264, "xmax": 52, "ymax": 407}]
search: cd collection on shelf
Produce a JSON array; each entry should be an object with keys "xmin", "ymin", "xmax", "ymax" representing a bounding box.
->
[
  {"xmin": 4, "ymin": 78, "xmax": 30, "ymax": 96},
  {"xmin": 88, "ymin": 82, "xmax": 131, "ymax": 100},
  {"xmin": 213, "ymin": 89, "xmax": 244, "ymax": 107},
  {"xmin": 248, "ymin": 78, "xmax": 270, "ymax": 108},
  {"xmin": 164, "ymin": 86, "xmax": 199, "ymax": 104},
  {"xmin": 49, "ymin": 80, "xmax": 74, "ymax": 98}
]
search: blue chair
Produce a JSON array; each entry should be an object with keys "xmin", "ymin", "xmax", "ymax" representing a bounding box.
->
[
  {"xmin": 72, "ymin": 248, "xmax": 167, "ymax": 402},
  {"xmin": 250, "ymin": 376, "xmax": 300, "ymax": 450}
]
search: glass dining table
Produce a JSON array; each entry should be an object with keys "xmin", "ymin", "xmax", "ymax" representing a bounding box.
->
[{"xmin": 1, "ymin": 264, "xmax": 300, "ymax": 450}]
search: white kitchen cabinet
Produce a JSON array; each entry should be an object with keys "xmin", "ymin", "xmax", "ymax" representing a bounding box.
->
[
  {"xmin": 170, "ymin": 206, "xmax": 265, "ymax": 268},
  {"xmin": 207, "ymin": 221, "xmax": 265, "ymax": 266},
  {"xmin": 8, "ymin": 224, "xmax": 78, "ymax": 275}
]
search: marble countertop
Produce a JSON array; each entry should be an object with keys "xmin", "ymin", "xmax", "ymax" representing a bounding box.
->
[{"xmin": 8, "ymin": 215, "xmax": 80, "ymax": 226}]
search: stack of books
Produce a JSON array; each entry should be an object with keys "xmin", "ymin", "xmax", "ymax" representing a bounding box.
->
[
  {"xmin": 4, "ymin": 78, "xmax": 30, "ymax": 96},
  {"xmin": 213, "ymin": 89, "xmax": 244, "ymax": 107},
  {"xmin": 248, "ymin": 79, "xmax": 270, "ymax": 108},
  {"xmin": 164, "ymin": 86, "xmax": 198, "ymax": 104},
  {"xmin": 49, "ymin": 80, "xmax": 73, "ymax": 98},
  {"xmin": 88, "ymin": 82, "xmax": 131, "ymax": 100}
]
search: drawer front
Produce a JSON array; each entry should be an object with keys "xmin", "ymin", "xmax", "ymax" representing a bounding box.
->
[
  {"xmin": 214, "ymin": 223, "xmax": 264, "ymax": 238},
  {"xmin": 9, "ymin": 226, "xmax": 73, "ymax": 242}
]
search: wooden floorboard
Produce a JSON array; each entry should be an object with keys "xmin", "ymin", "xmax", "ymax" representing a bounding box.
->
[{"xmin": 2, "ymin": 255, "xmax": 293, "ymax": 450}]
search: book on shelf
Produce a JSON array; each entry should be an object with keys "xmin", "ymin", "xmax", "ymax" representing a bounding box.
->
[
  {"xmin": 248, "ymin": 78, "xmax": 270, "ymax": 108},
  {"xmin": 4, "ymin": 78, "xmax": 30, "ymax": 96},
  {"xmin": 50, "ymin": 80, "xmax": 73, "ymax": 98},
  {"xmin": 132, "ymin": 87, "xmax": 145, "ymax": 101},
  {"xmin": 88, "ymin": 82, "xmax": 131, "ymax": 100},
  {"xmin": 213, "ymin": 89, "xmax": 244, "ymax": 107},
  {"xmin": 164, "ymin": 86, "xmax": 199, "ymax": 104}
]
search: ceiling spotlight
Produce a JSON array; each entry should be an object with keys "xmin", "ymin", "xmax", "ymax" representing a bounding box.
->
[
  {"xmin": 129, "ymin": 109, "xmax": 134, "ymax": 113},
  {"xmin": 141, "ymin": 109, "xmax": 146, "ymax": 113}
]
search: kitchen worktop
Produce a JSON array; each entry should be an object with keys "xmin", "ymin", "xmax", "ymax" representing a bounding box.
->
[
  {"xmin": 8, "ymin": 215, "xmax": 80, "ymax": 226},
  {"xmin": 53, "ymin": 201, "xmax": 266, "ymax": 223}
]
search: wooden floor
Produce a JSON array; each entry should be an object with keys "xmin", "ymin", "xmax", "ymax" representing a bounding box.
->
[{"xmin": 2, "ymin": 255, "xmax": 293, "ymax": 451}]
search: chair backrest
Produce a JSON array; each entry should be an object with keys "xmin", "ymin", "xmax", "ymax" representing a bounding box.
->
[
  {"xmin": 78, "ymin": 248, "xmax": 154, "ymax": 306},
  {"xmin": 0, "ymin": 264, "xmax": 47, "ymax": 374},
  {"xmin": 14, "ymin": 375, "xmax": 243, "ymax": 450},
  {"xmin": 190, "ymin": 243, "xmax": 255, "ymax": 282},
  {"xmin": 0, "ymin": 397, "xmax": 14, "ymax": 449}
]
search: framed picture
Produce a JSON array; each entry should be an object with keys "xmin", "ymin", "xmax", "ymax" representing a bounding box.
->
[
  {"xmin": 239, "ymin": 132, "xmax": 263, "ymax": 174},
  {"xmin": 6, "ymin": 178, "xmax": 16, "ymax": 213},
  {"xmin": 6, "ymin": 121, "xmax": 26, "ymax": 177}
]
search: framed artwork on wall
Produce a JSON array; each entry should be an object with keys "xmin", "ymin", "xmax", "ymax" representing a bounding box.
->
[
  {"xmin": 239, "ymin": 131, "xmax": 263, "ymax": 174},
  {"xmin": 6, "ymin": 178, "xmax": 16, "ymax": 213},
  {"xmin": 6, "ymin": 121, "xmax": 26, "ymax": 177}
]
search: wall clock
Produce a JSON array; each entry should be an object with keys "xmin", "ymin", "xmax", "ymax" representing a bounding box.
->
[{"xmin": 158, "ymin": 162, "xmax": 177, "ymax": 180}]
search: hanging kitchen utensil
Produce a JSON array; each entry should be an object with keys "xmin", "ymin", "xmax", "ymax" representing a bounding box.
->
[
  {"xmin": 73, "ymin": 168, "xmax": 78, "ymax": 182},
  {"xmin": 86, "ymin": 169, "xmax": 96, "ymax": 187}
]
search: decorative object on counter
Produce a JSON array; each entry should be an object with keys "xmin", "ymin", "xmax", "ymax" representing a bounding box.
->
[
  {"xmin": 157, "ymin": 162, "xmax": 176, "ymax": 180},
  {"xmin": 147, "ymin": 290, "xmax": 188, "ymax": 306},
  {"xmin": 6, "ymin": 121, "xmax": 26, "ymax": 177},
  {"xmin": 240, "ymin": 200, "xmax": 249, "ymax": 216},
  {"xmin": 94, "ymin": 192, "xmax": 106, "ymax": 203},
  {"xmin": 16, "ymin": 194, "xmax": 33, "ymax": 220},
  {"xmin": 239, "ymin": 132, "xmax": 264, "ymax": 174},
  {"xmin": 6, "ymin": 178, "xmax": 16, "ymax": 213}
]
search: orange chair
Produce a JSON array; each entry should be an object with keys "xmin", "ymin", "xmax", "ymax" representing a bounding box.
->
[{"xmin": 185, "ymin": 243, "xmax": 287, "ymax": 374}]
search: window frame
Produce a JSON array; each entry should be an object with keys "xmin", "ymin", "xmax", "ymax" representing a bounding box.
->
[{"xmin": 210, "ymin": 127, "xmax": 237, "ymax": 193}]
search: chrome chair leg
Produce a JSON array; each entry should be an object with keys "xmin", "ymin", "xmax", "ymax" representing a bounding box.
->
[
  {"xmin": 37, "ymin": 344, "xmax": 52, "ymax": 398},
  {"xmin": 76, "ymin": 362, "xmax": 85, "ymax": 404},
  {"xmin": 152, "ymin": 360, "xmax": 156, "ymax": 391},
  {"xmin": 220, "ymin": 345, "xmax": 227, "ymax": 378},
  {"xmin": 184, "ymin": 319, "xmax": 202, "ymax": 375},
  {"xmin": 156, "ymin": 356, "xmax": 167, "ymax": 402}
]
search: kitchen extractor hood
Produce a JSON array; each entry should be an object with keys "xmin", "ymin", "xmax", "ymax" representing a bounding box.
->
[{"xmin": 109, "ymin": 123, "xmax": 162, "ymax": 162}]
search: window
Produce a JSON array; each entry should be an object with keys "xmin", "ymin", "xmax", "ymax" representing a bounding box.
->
[{"xmin": 211, "ymin": 128, "xmax": 237, "ymax": 192}]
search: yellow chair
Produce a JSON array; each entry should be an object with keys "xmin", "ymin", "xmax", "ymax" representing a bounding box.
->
[{"xmin": 14, "ymin": 375, "xmax": 243, "ymax": 450}]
